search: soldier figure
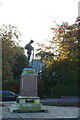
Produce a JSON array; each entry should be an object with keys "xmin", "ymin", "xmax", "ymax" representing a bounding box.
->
[{"xmin": 25, "ymin": 40, "xmax": 34, "ymax": 67}]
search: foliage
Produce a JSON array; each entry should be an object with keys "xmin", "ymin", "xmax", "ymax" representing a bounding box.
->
[
  {"xmin": 36, "ymin": 43, "xmax": 56, "ymax": 66},
  {"xmin": 0, "ymin": 24, "xmax": 26, "ymax": 92},
  {"xmin": 51, "ymin": 22, "xmax": 79, "ymax": 61},
  {"xmin": 53, "ymin": 82, "xmax": 79, "ymax": 97},
  {"xmin": 37, "ymin": 20, "xmax": 79, "ymax": 98}
]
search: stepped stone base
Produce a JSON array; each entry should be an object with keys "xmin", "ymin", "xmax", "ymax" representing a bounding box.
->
[{"xmin": 9, "ymin": 96, "xmax": 47, "ymax": 113}]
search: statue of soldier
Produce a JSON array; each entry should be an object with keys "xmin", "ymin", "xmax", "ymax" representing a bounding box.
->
[{"xmin": 25, "ymin": 40, "xmax": 34, "ymax": 67}]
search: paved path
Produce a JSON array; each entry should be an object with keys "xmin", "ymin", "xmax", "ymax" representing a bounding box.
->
[{"xmin": 0, "ymin": 103, "xmax": 79, "ymax": 119}]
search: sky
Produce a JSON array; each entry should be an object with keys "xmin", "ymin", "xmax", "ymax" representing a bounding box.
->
[{"xmin": 0, "ymin": 0, "xmax": 79, "ymax": 51}]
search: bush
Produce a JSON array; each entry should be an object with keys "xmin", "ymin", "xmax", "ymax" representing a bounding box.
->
[{"xmin": 53, "ymin": 82, "xmax": 79, "ymax": 98}]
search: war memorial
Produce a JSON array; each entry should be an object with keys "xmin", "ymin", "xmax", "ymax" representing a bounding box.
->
[{"xmin": 9, "ymin": 40, "xmax": 46, "ymax": 113}]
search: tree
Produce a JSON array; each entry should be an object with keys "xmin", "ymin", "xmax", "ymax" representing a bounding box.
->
[
  {"xmin": 50, "ymin": 22, "xmax": 79, "ymax": 61},
  {"xmin": 0, "ymin": 24, "xmax": 26, "ymax": 92},
  {"xmin": 36, "ymin": 20, "xmax": 79, "ymax": 97},
  {"xmin": 50, "ymin": 21, "xmax": 79, "ymax": 84},
  {"xmin": 36, "ymin": 43, "xmax": 56, "ymax": 66}
]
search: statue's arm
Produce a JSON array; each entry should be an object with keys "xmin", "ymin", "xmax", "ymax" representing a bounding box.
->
[{"xmin": 25, "ymin": 44, "xmax": 28, "ymax": 49}]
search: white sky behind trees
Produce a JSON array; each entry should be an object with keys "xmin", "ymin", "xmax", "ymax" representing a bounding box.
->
[{"xmin": 0, "ymin": 0, "xmax": 79, "ymax": 51}]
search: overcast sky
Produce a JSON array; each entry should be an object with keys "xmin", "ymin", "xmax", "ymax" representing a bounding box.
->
[{"xmin": 0, "ymin": 0, "xmax": 79, "ymax": 49}]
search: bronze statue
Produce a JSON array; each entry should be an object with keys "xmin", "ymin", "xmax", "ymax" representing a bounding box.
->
[{"xmin": 25, "ymin": 40, "xmax": 34, "ymax": 67}]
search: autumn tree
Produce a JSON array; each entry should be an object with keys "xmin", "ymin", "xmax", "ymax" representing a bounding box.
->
[
  {"xmin": 36, "ymin": 43, "xmax": 56, "ymax": 66},
  {"xmin": 51, "ymin": 22, "xmax": 79, "ymax": 61},
  {"xmin": 36, "ymin": 19, "xmax": 79, "ymax": 98},
  {"xmin": 0, "ymin": 24, "xmax": 26, "ymax": 92}
]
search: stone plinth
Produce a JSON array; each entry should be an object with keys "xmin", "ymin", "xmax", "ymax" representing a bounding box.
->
[
  {"xmin": 20, "ymin": 68, "xmax": 38, "ymax": 96},
  {"xmin": 9, "ymin": 68, "xmax": 47, "ymax": 113},
  {"xmin": 9, "ymin": 96, "xmax": 44, "ymax": 113}
]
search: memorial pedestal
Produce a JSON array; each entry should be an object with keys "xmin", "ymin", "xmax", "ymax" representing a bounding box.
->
[
  {"xmin": 9, "ymin": 68, "xmax": 47, "ymax": 113},
  {"xmin": 20, "ymin": 68, "xmax": 38, "ymax": 96}
]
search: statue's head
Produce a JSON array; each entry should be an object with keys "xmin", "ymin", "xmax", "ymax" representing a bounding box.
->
[{"xmin": 30, "ymin": 40, "xmax": 34, "ymax": 43}]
